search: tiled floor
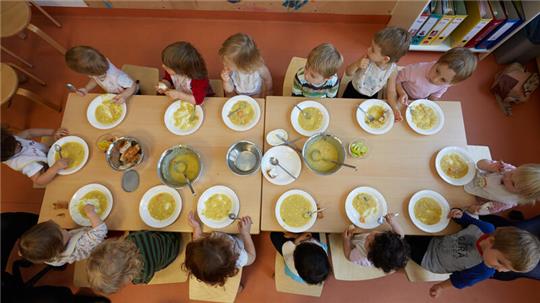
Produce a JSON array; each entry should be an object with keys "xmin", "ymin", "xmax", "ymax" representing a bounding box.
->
[{"xmin": 1, "ymin": 8, "xmax": 539, "ymax": 303}]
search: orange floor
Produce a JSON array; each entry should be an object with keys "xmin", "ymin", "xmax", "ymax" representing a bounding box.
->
[{"xmin": 1, "ymin": 8, "xmax": 540, "ymax": 303}]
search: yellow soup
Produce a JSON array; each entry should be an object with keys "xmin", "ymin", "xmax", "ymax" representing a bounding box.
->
[
  {"xmin": 440, "ymin": 153, "xmax": 469, "ymax": 179},
  {"xmin": 95, "ymin": 100, "xmax": 123, "ymax": 125},
  {"xmin": 280, "ymin": 194, "xmax": 312, "ymax": 228},
  {"xmin": 168, "ymin": 152, "xmax": 200, "ymax": 184},
  {"xmin": 305, "ymin": 138, "xmax": 339, "ymax": 172},
  {"xmin": 174, "ymin": 102, "xmax": 199, "ymax": 130},
  {"xmin": 203, "ymin": 194, "xmax": 232, "ymax": 220},
  {"xmin": 298, "ymin": 107, "xmax": 323, "ymax": 131},
  {"xmin": 353, "ymin": 193, "xmax": 378, "ymax": 223},
  {"xmin": 411, "ymin": 104, "xmax": 438, "ymax": 130},
  {"xmin": 56, "ymin": 142, "xmax": 85, "ymax": 169},
  {"xmin": 148, "ymin": 193, "xmax": 176, "ymax": 220},
  {"xmin": 365, "ymin": 105, "xmax": 387, "ymax": 129},
  {"xmin": 229, "ymin": 101, "xmax": 255, "ymax": 126},
  {"xmin": 78, "ymin": 190, "xmax": 107, "ymax": 219},
  {"xmin": 414, "ymin": 197, "xmax": 442, "ymax": 225}
]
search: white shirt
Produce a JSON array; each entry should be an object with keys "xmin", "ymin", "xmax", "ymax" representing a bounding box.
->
[
  {"xmin": 231, "ymin": 70, "xmax": 262, "ymax": 96},
  {"xmin": 3, "ymin": 136, "xmax": 48, "ymax": 177},
  {"xmin": 352, "ymin": 61, "xmax": 396, "ymax": 97},
  {"xmin": 349, "ymin": 233, "xmax": 373, "ymax": 266},
  {"xmin": 464, "ymin": 170, "xmax": 523, "ymax": 205},
  {"xmin": 90, "ymin": 59, "xmax": 134, "ymax": 94},
  {"xmin": 221, "ymin": 233, "xmax": 249, "ymax": 268}
]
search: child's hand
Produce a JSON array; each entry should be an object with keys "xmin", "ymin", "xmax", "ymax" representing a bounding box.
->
[
  {"xmin": 53, "ymin": 128, "xmax": 69, "ymax": 140},
  {"xmin": 76, "ymin": 88, "xmax": 88, "ymax": 96},
  {"xmin": 343, "ymin": 226, "xmax": 356, "ymax": 241},
  {"xmin": 83, "ymin": 204, "xmax": 96, "ymax": 216},
  {"xmin": 448, "ymin": 208, "xmax": 463, "ymax": 219},
  {"xmin": 113, "ymin": 93, "xmax": 127, "ymax": 104},
  {"xmin": 220, "ymin": 69, "xmax": 231, "ymax": 82},
  {"xmin": 164, "ymin": 89, "xmax": 183, "ymax": 101},
  {"xmin": 429, "ymin": 284, "xmax": 444, "ymax": 298},
  {"xmin": 466, "ymin": 204, "xmax": 482, "ymax": 215},
  {"xmin": 188, "ymin": 211, "xmax": 201, "ymax": 231},
  {"xmin": 156, "ymin": 81, "xmax": 171, "ymax": 94},
  {"xmin": 398, "ymin": 93, "xmax": 409, "ymax": 106},
  {"xmin": 237, "ymin": 216, "xmax": 252, "ymax": 235},
  {"xmin": 53, "ymin": 158, "xmax": 70, "ymax": 170},
  {"xmin": 360, "ymin": 57, "xmax": 370, "ymax": 70},
  {"xmin": 294, "ymin": 232, "xmax": 312, "ymax": 245},
  {"xmin": 392, "ymin": 106, "xmax": 403, "ymax": 122},
  {"xmin": 384, "ymin": 212, "xmax": 398, "ymax": 224}
]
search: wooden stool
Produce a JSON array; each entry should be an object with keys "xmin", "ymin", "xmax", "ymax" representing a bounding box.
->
[
  {"xmin": 282, "ymin": 57, "xmax": 306, "ymax": 96},
  {"xmin": 189, "ymin": 268, "xmax": 243, "ymax": 303},
  {"xmin": 121, "ymin": 64, "xmax": 159, "ymax": 96},
  {"xmin": 404, "ymin": 260, "xmax": 450, "ymax": 282},
  {"xmin": 28, "ymin": 0, "xmax": 62, "ymax": 28},
  {"xmin": 210, "ymin": 79, "xmax": 225, "ymax": 97}
]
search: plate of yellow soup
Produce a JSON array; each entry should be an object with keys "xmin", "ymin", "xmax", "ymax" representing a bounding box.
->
[
  {"xmin": 69, "ymin": 183, "xmax": 113, "ymax": 226},
  {"xmin": 222, "ymin": 95, "xmax": 261, "ymax": 132},
  {"xmin": 139, "ymin": 185, "xmax": 182, "ymax": 228},
  {"xmin": 86, "ymin": 94, "xmax": 127, "ymax": 130},
  {"xmin": 405, "ymin": 99, "xmax": 445, "ymax": 135},
  {"xmin": 408, "ymin": 190, "xmax": 450, "ymax": 233},
  {"xmin": 356, "ymin": 99, "xmax": 394, "ymax": 135},
  {"xmin": 435, "ymin": 146, "xmax": 475, "ymax": 186},
  {"xmin": 197, "ymin": 185, "xmax": 240, "ymax": 229},
  {"xmin": 47, "ymin": 136, "xmax": 89, "ymax": 175},
  {"xmin": 275, "ymin": 189, "xmax": 317, "ymax": 232},
  {"xmin": 345, "ymin": 187, "xmax": 388, "ymax": 229},
  {"xmin": 164, "ymin": 101, "xmax": 204, "ymax": 135},
  {"xmin": 290, "ymin": 100, "xmax": 330, "ymax": 137}
]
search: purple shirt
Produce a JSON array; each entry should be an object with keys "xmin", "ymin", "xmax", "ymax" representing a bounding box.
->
[{"xmin": 397, "ymin": 61, "xmax": 449, "ymax": 100}]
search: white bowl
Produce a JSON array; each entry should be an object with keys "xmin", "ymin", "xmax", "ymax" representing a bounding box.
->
[
  {"xmin": 222, "ymin": 95, "xmax": 261, "ymax": 132},
  {"xmin": 139, "ymin": 185, "xmax": 182, "ymax": 228},
  {"xmin": 69, "ymin": 183, "xmax": 113, "ymax": 226},
  {"xmin": 86, "ymin": 94, "xmax": 127, "ymax": 130},
  {"xmin": 47, "ymin": 135, "xmax": 89, "ymax": 175},
  {"xmin": 356, "ymin": 99, "xmax": 394, "ymax": 135},
  {"xmin": 164, "ymin": 101, "xmax": 204, "ymax": 135},
  {"xmin": 345, "ymin": 186, "xmax": 388, "ymax": 229},
  {"xmin": 408, "ymin": 189, "xmax": 450, "ymax": 233},
  {"xmin": 197, "ymin": 185, "xmax": 240, "ymax": 229},
  {"xmin": 275, "ymin": 189, "xmax": 317, "ymax": 233},
  {"xmin": 405, "ymin": 99, "xmax": 445, "ymax": 135},
  {"xmin": 290, "ymin": 100, "xmax": 330, "ymax": 137},
  {"xmin": 435, "ymin": 146, "xmax": 475, "ymax": 186},
  {"xmin": 266, "ymin": 129, "xmax": 288, "ymax": 146},
  {"xmin": 261, "ymin": 145, "xmax": 302, "ymax": 185}
]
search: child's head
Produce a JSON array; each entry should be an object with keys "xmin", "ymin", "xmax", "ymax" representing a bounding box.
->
[
  {"xmin": 18, "ymin": 220, "xmax": 66, "ymax": 263},
  {"xmin": 184, "ymin": 233, "xmax": 239, "ymax": 286},
  {"xmin": 483, "ymin": 227, "xmax": 540, "ymax": 272},
  {"xmin": 366, "ymin": 231, "xmax": 410, "ymax": 273},
  {"xmin": 304, "ymin": 43, "xmax": 343, "ymax": 85},
  {"xmin": 86, "ymin": 237, "xmax": 143, "ymax": 294},
  {"xmin": 219, "ymin": 33, "xmax": 263, "ymax": 73},
  {"xmin": 1, "ymin": 127, "xmax": 19, "ymax": 162},
  {"xmin": 162, "ymin": 41, "xmax": 208, "ymax": 80},
  {"xmin": 293, "ymin": 242, "xmax": 330, "ymax": 284},
  {"xmin": 65, "ymin": 46, "xmax": 109, "ymax": 76},
  {"xmin": 369, "ymin": 26, "xmax": 411, "ymax": 64},
  {"xmin": 428, "ymin": 47, "xmax": 477, "ymax": 85},
  {"xmin": 505, "ymin": 164, "xmax": 540, "ymax": 203}
]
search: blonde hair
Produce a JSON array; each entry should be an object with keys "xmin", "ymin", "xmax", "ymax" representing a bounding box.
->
[
  {"xmin": 437, "ymin": 47, "xmax": 478, "ymax": 83},
  {"xmin": 162, "ymin": 41, "xmax": 208, "ymax": 79},
  {"xmin": 65, "ymin": 46, "xmax": 109, "ymax": 76},
  {"xmin": 373, "ymin": 26, "xmax": 411, "ymax": 63},
  {"xmin": 19, "ymin": 220, "xmax": 64, "ymax": 263},
  {"xmin": 514, "ymin": 164, "xmax": 540, "ymax": 203},
  {"xmin": 86, "ymin": 237, "xmax": 143, "ymax": 294},
  {"xmin": 306, "ymin": 43, "xmax": 343, "ymax": 78},
  {"xmin": 219, "ymin": 33, "xmax": 263, "ymax": 73},
  {"xmin": 492, "ymin": 227, "xmax": 540, "ymax": 272}
]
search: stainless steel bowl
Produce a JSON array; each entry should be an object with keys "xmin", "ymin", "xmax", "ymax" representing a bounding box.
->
[
  {"xmin": 157, "ymin": 145, "xmax": 203, "ymax": 188},
  {"xmin": 106, "ymin": 136, "xmax": 144, "ymax": 171},
  {"xmin": 226, "ymin": 141, "xmax": 262, "ymax": 176},
  {"xmin": 302, "ymin": 133, "xmax": 346, "ymax": 175}
]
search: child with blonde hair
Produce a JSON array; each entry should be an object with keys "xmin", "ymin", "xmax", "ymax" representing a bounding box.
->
[
  {"xmin": 219, "ymin": 33, "xmax": 273, "ymax": 97},
  {"xmin": 65, "ymin": 46, "xmax": 138, "ymax": 104}
]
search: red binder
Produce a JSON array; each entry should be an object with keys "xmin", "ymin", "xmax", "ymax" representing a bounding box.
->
[{"xmin": 464, "ymin": 0, "xmax": 505, "ymax": 48}]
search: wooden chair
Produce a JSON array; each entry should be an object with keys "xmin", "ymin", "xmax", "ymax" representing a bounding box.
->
[
  {"xmin": 338, "ymin": 72, "xmax": 352, "ymax": 98},
  {"xmin": 282, "ymin": 57, "xmax": 306, "ymax": 96},
  {"xmin": 210, "ymin": 79, "xmax": 225, "ymax": 97},
  {"xmin": 404, "ymin": 260, "xmax": 450, "ymax": 282},
  {"xmin": 121, "ymin": 64, "xmax": 159, "ymax": 96},
  {"xmin": 28, "ymin": 1, "xmax": 61, "ymax": 28},
  {"xmin": 189, "ymin": 268, "xmax": 243, "ymax": 303}
]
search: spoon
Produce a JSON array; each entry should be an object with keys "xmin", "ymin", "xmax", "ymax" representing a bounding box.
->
[
  {"xmin": 173, "ymin": 161, "xmax": 195, "ymax": 195},
  {"xmin": 228, "ymin": 102, "xmax": 246, "ymax": 117},
  {"xmin": 269, "ymin": 157, "xmax": 297, "ymax": 180},
  {"xmin": 295, "ymin": 104, "xmax": 311, "ymax": 119},
  {"xmin": 310, "ymin": 150, "xmax": 357, "ymax": 170},
  {"xmin": 357, "ymin": 105, "xmax": 375, "ymax": 123},
  {"xmin": 377, "ymin": 213, "xmax": 400, "ymax": 224},
  {"xmin": 304, "ymin": 207, "xmax": 327, "ymax": 218},
  {"xmin": 66, "ymin": 83, "xmax": 77, "ymax": 92},
  {"xmin": 228, "ymin": 213, "xmax": 241, "ymax": 221},
  {"xmin": 189, "ymin": 104, "xmax": 198, "ymax": 122},
  {"xmin": 54, "ymin": 144, "xmax": 63, "ymax": 159},
  {"xmin": 276, "ymin": 134, "xmax": 302, "ymax": 154}
]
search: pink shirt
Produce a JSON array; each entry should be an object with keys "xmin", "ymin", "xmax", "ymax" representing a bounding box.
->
[{"xmin": 396, "ymin": 61, "xmax": 449, "ymax": 99}]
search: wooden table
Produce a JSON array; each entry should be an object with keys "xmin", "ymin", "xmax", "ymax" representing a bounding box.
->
[
  {"xmin": 39, "ymin": 94, "xmax": 264, "ymax": 234},
  {"xmin": 261, "ymin": 96, "xmax": 476, "ymax": 235}
]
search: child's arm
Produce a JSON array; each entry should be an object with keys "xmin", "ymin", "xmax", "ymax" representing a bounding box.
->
[
  {"xmin": 467, "ymin": 201, "xmax": 517, "ymax": 215},
  {"xmin": 76, "ymin": 79, "xmax": 98, "ymax": 96},
  {"xmin": 188, "ymin": 211, "xmax": 204, "ymax": 240},
  {"xmin": 346, "ymin": 57, "xmax": 369, "ymax": 77},
  {"xmin": 165, "ymin": 90, "xmax": 197, "ymax": 104},
  {"xmin": 83, "ymin": 204, "xmax": 104, "ymax": 228},
  {"xmin": 221, "ymin": 67, "xmax": 235, "ymax": 96},
  {"xmin": 342, "ymin": 227, "xmax": 354, "ymax": 260},
  {"xmin": 429, "ymin": 279, "xmax": 453, "ymax": 298},
  {"xmin": 30, "ymin": 159, "xmax": 70, "ymax": 186},
  {"xmin": 385, "ymin": 213, "xmax": 404, "ymax": 238},
  {"xmin": 448, "ymin": 209, "xmax": 495, "ymax": 234},
  {"xmin": 396, "ymin": 82, "xmax": 409, "ymax": 106},
  {"xmin": 386, "ymin": 70, "xmax": 402, "ymax": 122},
  {"xmin": 113, "ymin": 81, "xmax": 139, "ymax": 104},
  {"xmin": 428, "ymin": 94, "xmax": 440, "ymax": 101},
  {"xmin": 17, "ymin": 128, "xmax": 68, "ymax": 140},
  {"xmin": 476, "ymin": 159, "xmax": 515, "ymax": 173},
  {"xmin": 238, "ymin": 216, "xmax": 256, "ymax": 266},
  {"xmin": 260, "ymin": 65, "xmax": 273, "ymax": 97}
]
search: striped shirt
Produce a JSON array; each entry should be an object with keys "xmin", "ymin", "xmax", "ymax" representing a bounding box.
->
[
  {"xmin": 292, "ymin": 67, "xmax": 339, "ymax": 98},
  {"xmin": 128, "ymin": 231, "xmax": 181, "ymax": 284}
]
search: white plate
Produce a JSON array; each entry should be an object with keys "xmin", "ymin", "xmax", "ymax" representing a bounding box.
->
[
  {"xmin": 47, "ymin": 136, "xmax": 89, "ymax": 175},
  {"xmin": 435, "ymin": 146, "xmax": 475, "ymax": 186},
  {"xmin": 408, "ymin": 189, "xmax": 450, "ymax": 233},
  {"xmin": 290, "ymin": 100, "xmax": 330, "ymax": 137},
  {"xmin": 345, "ymin": 186, "xmax": 388, "ymax": 229},
  {"xmin": 86, "ymin": 94, "xmax": 127, "ymax": 130},
  {"xmin": 222, "ymin": 95, "xmax": 261, "ymax": 132},
  {"xmin": 69, "ymin": 183, "xmax": 113, "ymax": 226},
  {"xmin": 356, "ymin": 99, "xmax": 394, "ymax": 135},
  {"xmin": 261, "ymin": 145, "xmax": 302, "ymax": 185},
  {"xmin": 197, "ymin": 185, "xmax": 240, "ymax": 229},
  {"xmin": 275, "ymin": 189, "xmax": 317, "ymax": 233},
  {"xmin": 266, "ymin": 129, "xmax": 288, "ymax": 146},
  {"xmin": 164, "ymin": 101, "xmax": 204, "ymax": 135},
  {"xmin": 405, "ymin": 99, "xmax": 445, "ymax": 135},
  {"xmin": 139, "ymin": 185, "xmax": 182, "ymax": 228}
]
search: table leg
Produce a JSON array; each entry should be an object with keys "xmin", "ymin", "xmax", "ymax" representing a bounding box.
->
[
  {"xmin": 7, "ymin": 63, "xmax": 45, "ymax": 86},
  {"xmin": 16, "ymin": 88, "xmax": 62, "ymax": 112},
  {"xmin": 26, "ymin": 23, "xmax": 66, "ymax": 55},
  {"xmin": 28, "ymin": 0, "xmax": 62, "ymax": 28},
  {"xmin": 1, "ymin": 46, "xmax": 33, "ymax": 68}
]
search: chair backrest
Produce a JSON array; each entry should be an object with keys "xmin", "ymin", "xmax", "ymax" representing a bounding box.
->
[
  {"xmin": 338, "ymin": 72, "xmax": 352, "ymax": 98},
  {"xmin": 189, "ymin": 268, "xmax": 243, "ymax": 303},
  {"xmin": 404, "ymin": 260, "xmax": 450, "ymax": 282},
  {"xmin": 121, "ymin": 64, "xmax": 159, "ymax": 95},
  {"xmin": 209, "ymin": 79, "xmax": 225, "ymax": 97},
  {"xmin": 282, "ymin": 57, "xmax": 307, "ymax": 96},
  {"xmin": 274, "ymin": 253, "xmax": 323, "ymax": 297}
]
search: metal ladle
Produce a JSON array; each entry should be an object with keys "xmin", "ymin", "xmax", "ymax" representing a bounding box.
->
[
  {"xmin": 310, "ymin": 149, "xmax": 357, "ymax": 170},
  {"xmin": 173, "ymin": 161, "xmax": 195, "ymax": 195}
]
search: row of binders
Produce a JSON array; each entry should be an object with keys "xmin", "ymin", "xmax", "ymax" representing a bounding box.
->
[{"xmin": 410, "ymin": 0, "xmax": 525, "ymax": 50}]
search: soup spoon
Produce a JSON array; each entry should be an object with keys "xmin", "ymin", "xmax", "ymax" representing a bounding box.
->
[
  {"xmin": 228, "ymin": 213, "xmax": 241, "ymax": 221},
  {"xmin": 54, "ymin": 144, "xmax": 63, "ymax": 159},
  {"xmin": 304, "ymin": 207, "xmax": 327, "ymax": 218},
  {"xmin": 295, "ymin": 104, "xmax": 311, "ymax": 119},
  {"xmin": 377, "ymin": 213, "xmax": 399, "ymax": 224}
]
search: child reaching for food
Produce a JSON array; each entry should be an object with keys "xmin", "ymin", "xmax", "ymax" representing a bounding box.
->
[
  {"xmin": 65, "ymin": 46, "xmax": 138, "ymax": 104},
  {"xmin": 1, "ymin": 127, "xmax": 69, "ymax": 186},
  {"xmin": 19, "ymin": 205, "xmax": 107, "ymax": 266},
  {"xmin": 184, "ymin": 211, "xmax": 255, "ymax": 286},
  {"xmin": 465, "ymin": 159, "xmax": 540, "ymax": 215},
  {"xmin": 344, "ymin": 26, "xmax": 411, "ymax": 121},
  {"xmin": 219, "ymin": 33, "xmax": 273, "ymax": 97}
]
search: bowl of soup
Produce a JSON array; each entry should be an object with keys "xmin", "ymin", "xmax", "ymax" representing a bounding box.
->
[
  {"xmin": 157, "ymin": 145, "xmax": 203, "ymax": 189},
  {"xmin": 302, "ymin": 133, "xmax": 345, "ymax": 175}
]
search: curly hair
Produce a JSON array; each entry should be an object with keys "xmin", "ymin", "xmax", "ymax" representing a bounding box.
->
[
  {"xmin": 19, "ymin": 220, "xmax": 64, "ymax": 263},
  {"xmin": 367, "ymin": 231, "xmax": 410, "ymax": 273},
  {"xmin": 293, "ymin": 242, "xmax": 330, "ymax": 284},
  {"xmin": 1, "ymin": 127, "xmax": 17, "ymax": 161}
]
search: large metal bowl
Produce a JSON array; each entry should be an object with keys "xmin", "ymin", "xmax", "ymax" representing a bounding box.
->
[
  {"xmin": 106, "ymin": 136, "xmax": 144, "ymax": 171},
  {"xmin": 157, "ymin": 145, "xmax": 203, "ymax": 188},
  {"xmin": 302, "ymin": 133, "xmax": 346, "ymax": 175},
  {"xmin": 226, "ymin": 141, "xmax": 261, "ymax": 176}
]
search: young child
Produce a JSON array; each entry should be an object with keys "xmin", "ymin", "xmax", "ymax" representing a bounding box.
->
[
  {"xmin": 87, "ymin": 230, "xmax": 181, "ymax": 294},
  {"xmin": 292, "ymin": 43, "xmax": 343, "ymax": 98},
  {"xmin": 184, "ymin": 212, "xmax": 255, "ymax": 286},
  {"xmin": 157, "ymin": 41, "xmax": 213, "ymax": 105},
  {"xmin": 396, "ymin": 47, "xmax": 477, "ymax": 104},
  {"xmin": 19, "ymin": 205, "xmax": 107, "ymax": 266},
  {"xmin": 219, "ymin": 33, "xmax": 273, "ymax": 97},
  {"xmin": 1, "ymin": 127, "xmax": 69, "ymax": 186},
  {"xmin": 270, "ymin": 231, "xmax": 330, "ymax": 285},
  {"xmin": 405, "ymin": 208, "xmax": 540, "ymax": 298},
  {"xmin": 344, "ymin": 26, "xmax": 411, "ymax": 121},
  {"xmin": 465, "ymin": 159, "xmax": 540, "ymax": 215},
  {"xmin": 342, "ymin": 213, "xmax": 409, "ymax": 273},
  {"xmin": 65, "ymin": 46, "xmax": 138, "ymax": 104}
]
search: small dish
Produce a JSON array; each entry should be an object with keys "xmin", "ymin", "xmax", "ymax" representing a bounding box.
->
[
  {"xmin": 266, "ymin": 129, "xmax": 288, "ymax": 146},
  {"xmin": 348, "ymin": 138, "xmax": 369, "ymax": 159}
]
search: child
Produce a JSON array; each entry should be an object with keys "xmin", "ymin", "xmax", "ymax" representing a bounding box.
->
[
  {"xmin": 157, "ymin": 41, "xmax": 213, "ymax": 105},
  {"xmin": 65, "ymin": 46, "xmax": 138, "ymax": 104},
  {"xmin": 219, "ymin": 33, "xmax": 273, "ymax": 97},
  {"xmin": 19, "ymin": 205, "xmax": 107, "ymax": 266},
  {"xmin": 342, "ymin": 213, "xmax": 409, "ymax": 273},
  {"xmin": 465, "ymin": 159, "xmax": 540, "ymax": 215},
  {"xmin": 87, "ymin": 230, "xmax": 181, "ymax": 294},
  {"xmin": 396, "ymin": 47, "xmax": 477, "ymax": 104},
  {"xmin": 184, "ymin": 212, "xmax": 255, "ymax": 286},
  {"xmin": 1, "ymin": 127, "xmax": 69, "ymax": 186},
  {"xmin": 270, "ymin": 232, "xmax": 330, "ymax": 285},
  {"xmin": 405, "ymin": 208, "xmax": 540, "ymax": 298},
  {"xmin": 344, "ymin": 26, "xmax": 411, "ymax": 121},
  {"xmin": 292, "ymin": 43, "xmax": 343, "ymax": 98}
]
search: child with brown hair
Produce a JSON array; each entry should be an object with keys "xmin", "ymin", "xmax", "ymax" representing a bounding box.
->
[
  {"xmin": 65, "ymin": 46, "xmax": 138, "ymax": 104},
  {"xmin": 184, "ymin": 211, "xmax": 256, "ymax": 286},
  {"xmin": 219, "ymin": 33, "xmax": 273, "ymax": 97}
]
